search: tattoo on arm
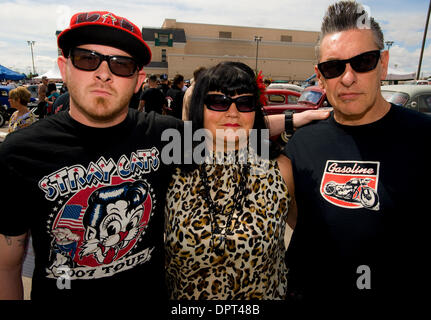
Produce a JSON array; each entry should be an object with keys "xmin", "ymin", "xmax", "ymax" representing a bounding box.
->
[
  {"xmin": 5, "ymin": 236, "xmax": 12, "ymax": 246},
  {"xmin": 3, "ymin": 235, "xmax": 28, "ymax": 247}
]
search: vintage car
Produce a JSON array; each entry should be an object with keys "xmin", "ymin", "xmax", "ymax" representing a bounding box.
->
[
  {"xmin": 0, "ymin": 84, "xmax": 13, "ymax": 108},
  {"xmin": 285, "ymin": 86, "xmax": 331, "ymax": 113},
  {"xmin": 267, "ymin": 82, "xmax": 304, "ymax": 93},
  {"xmin": 381, "ymin": 85, "xmax": 431, "ymax": 115},
  {"xmin": 265, "ymin": 86, "xmax": 332, "ymax": 144},
  {"xmin": 263, "ymin": 88, "xmax": 301, "ymax": 115},
  {"xmin": 263, "ymin": 86, "xmax": 331, "ymax": 115}
]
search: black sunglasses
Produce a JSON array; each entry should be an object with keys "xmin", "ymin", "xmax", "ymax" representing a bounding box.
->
[
  {"xmin": 69, "ymin": 47, "xmax": 140, "ymax": 77},
  {"xmin": 204, "ymin": 94, "xmax": 256, "ymax": 112},
  {"xmin": 317, "ymin": 50, "xmax": 381, "ymax": 79}
]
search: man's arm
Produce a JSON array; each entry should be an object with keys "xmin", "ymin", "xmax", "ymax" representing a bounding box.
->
[
  {"xmin": 277, "ymin": 155, "xmax": 297, "ymax": 230},
  {"xmin": 266, "ymin": 110, "xmax": 330, "ymax": 137},
  {"xmin": 0, "ymin": 233, "xmax": 28, "ymax": 300}
]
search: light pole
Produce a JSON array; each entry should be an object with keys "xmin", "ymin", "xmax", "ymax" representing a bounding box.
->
[
  {"xmin": 27, "ymin": 40, "xmax": 36, "ymax": 76},
  {"xmin": 254, "ymin": 36, "xmax": 262, "ymax": 73},
  {"xmin": 385, "ymin": 40, "xmax": 394, "ymax": 51},
  {"xmin": 385, "ymin": 41, "xmax": 394, "ymax": 74},
  {"xmin": 417, "ymin": 0, "xmax": 431, "ymax": 80}
]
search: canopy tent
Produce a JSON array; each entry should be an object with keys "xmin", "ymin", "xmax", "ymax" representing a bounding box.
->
[
  {"xmin": 0, "ymin": 64, "xmax": 26, "ymax": 81},
  {"xmin": 35, "ymin": 61, "xmax": 62, "ymax": 80},
  {"xmin": 385, "ymin": 68, "xmax": 416, "ymax": 81}
]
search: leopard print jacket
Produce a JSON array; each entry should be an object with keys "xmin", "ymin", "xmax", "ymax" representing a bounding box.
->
[{"xmin": 164, "ymin": 155, "xmax": 290, "ymax": 299}]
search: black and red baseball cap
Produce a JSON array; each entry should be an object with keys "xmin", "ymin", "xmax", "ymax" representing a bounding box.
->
[{"xmin": 57, "ymin": 11, "xmax": 151, "ymax": 67}]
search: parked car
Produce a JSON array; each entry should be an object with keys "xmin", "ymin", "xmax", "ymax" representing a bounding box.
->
[
  {"xmin": 24, "ymin": 84, "xmax": 39, "ymax": 108},
  {"xmin": 267, "ymin": 83, "xmax": 304, "ymax": 93},
  {"xmin": 381, "ymin": 85, "xmax": 431, "ymax": 115},
  {"xmin": 416, "ymin": 80, "xmax": 429, "ymax": 85},
  {"xmin": 263, "ymin": 89, "xmax": 300, "ymax": 115},
  {"xmin": 263, "ymin": 86, "xmax": 331, "ymax": 115},
  {"xmin": 0, "ymin": 84, "xmax": 13, "ymax": 109},
  {"xmin": 265, "ymin": 86, "xmax": 331, "ymax": 144}
]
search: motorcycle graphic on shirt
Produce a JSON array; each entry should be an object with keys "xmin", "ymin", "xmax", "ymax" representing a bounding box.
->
[{"xmin": 320, "ymin": 160, "xmax": 380, "ymax": 211}]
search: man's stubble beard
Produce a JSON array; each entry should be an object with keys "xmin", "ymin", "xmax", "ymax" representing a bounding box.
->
[{"xmin": 69, "ymin": 85, "xmax": 133, "ymax": 123}]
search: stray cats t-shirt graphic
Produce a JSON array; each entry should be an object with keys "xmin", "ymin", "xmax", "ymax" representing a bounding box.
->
[
  {"xmin": 320, "ymin": 160, "xmax": 380, "ymax": 211},
  {"xmin": 38, "ymin": 149, "xmax": 160, "ymax": 280}
]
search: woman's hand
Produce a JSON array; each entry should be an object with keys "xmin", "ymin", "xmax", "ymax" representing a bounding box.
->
[{"xmin": 293, "ymin": 109, "xmax": 330, "ymax": 129}]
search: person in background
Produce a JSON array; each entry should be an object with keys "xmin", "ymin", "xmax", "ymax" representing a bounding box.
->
[
  {"xmin": 60, "ymin": 83, "xmax": 68, "ymax": 94},
  {"xmin": 8, "ymin": 86, "xmax": 36, "ymax": 133},
  {"xmin": 158, "ymin": 73, "xmax": 170, "ymax": 97},
  {"xmin": 51, "ymin": 91, "xmax": 70, "ymax": 114},
  {"xmin": 36, "ymin": 76, "xmax": 49, "ymax": 118},
  {"xmin": 139, "ymin": 74, "xmax": 165, "ymax": 114},
  {"xmin": 45, "ymin": 82, "xmax": 59, "ymax": 116},
  {"xmin": 165, "ymin": 74, "xmax": 185, "ymax": 119},
  {"xmin": 182, "ymin": 66, "xmax": 206, "ymax": 120}
]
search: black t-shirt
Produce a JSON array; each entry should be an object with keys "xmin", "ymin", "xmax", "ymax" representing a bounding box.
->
[
  {"xmin": 165, "ymin": 87, "xmax": 184, "ymax": 119},
  {"xmin": 284, "ymin": 105, "xmax": 431, "ymax": 305},
  {"xmin": 129, "ymin": 88, "xmax": 142, "ymax": 110},
  {"xmin": 0, "ymin": 109, "xmax": 183, "ymax": 302},
  {"xmin": 140, "ymin": 87, "xmax": 165, "ymax": 114},
  {"xmin": 158, "ymin": 84, "xmax": 170, "ymax": 97}
]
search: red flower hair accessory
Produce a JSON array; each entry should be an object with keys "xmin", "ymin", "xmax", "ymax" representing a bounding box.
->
[{"xmin": 256, "ymin": 71, "xmax": 267, "ymax": 106}]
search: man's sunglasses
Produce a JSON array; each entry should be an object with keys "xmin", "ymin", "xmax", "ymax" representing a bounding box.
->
[
  {"xmin": 69, "ymin": 47, "xmax": 140, "ymax": 77},
  {"xmin": 317, "ymin": 50, "xmax": 381, "ymax": 79},
  {"xmin": 204, "ymin": 94, "xmax": 257, "ymax": 112}
]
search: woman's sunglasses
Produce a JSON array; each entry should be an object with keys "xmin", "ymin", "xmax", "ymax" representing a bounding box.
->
[
  {"xmin": 204, "ymin": 94, "xmax": 256, "ymax": 112},
  {"xmin": 69, "ymin": 47, "xmax": 140, "ymax": 77},
  {"xmin": 317, "ymin": 50, "xmax": 381, "ymax": 79}
]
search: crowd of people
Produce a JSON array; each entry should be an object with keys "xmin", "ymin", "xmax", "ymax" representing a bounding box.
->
[{"xmin": 0, "ymin": 1, "xmax": 429, "ymax": 314}]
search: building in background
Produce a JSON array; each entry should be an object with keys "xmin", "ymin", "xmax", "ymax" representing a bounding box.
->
[{"xmin": 142, "ymin": 19, "xmax": 319, "ymax": 81}]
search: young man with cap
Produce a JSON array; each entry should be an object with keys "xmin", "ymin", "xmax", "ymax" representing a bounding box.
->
[
  {"xmin": 0, "ymin": 11, "xmax": 327, "ymax": 301},
  {"xmin": 0, "ymin": 11, "xmax": 180, "ymax": 301},
  {"xmin": 284, "ymin": 1, "xmax": 431, "ymax": 307}
]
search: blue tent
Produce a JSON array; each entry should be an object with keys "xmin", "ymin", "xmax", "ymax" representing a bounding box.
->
[{"xmin": 0, "ymin": 64, "xmax": 25, "ymax": 81}]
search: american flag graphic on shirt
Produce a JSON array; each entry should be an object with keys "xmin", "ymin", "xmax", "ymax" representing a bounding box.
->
[{"xmin": 53, "ymin": 204, "xmax": 85, "ymax": 230}]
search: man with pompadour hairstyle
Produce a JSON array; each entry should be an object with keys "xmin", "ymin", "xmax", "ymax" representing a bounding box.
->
[{"xmin": 284, "ymin": 0, "xmax": 430, "ymax": 309}]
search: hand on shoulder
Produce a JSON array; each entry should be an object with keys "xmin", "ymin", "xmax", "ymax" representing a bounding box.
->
[{"xmin": 293, "ymin": 109, "xmax": 330, "ymax": 128}]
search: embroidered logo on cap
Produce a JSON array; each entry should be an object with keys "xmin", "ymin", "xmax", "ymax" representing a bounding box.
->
[{"xmin": 73, "ymin": 12, "xmax": 135, "ymax": 33}]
